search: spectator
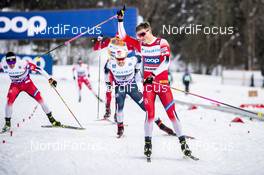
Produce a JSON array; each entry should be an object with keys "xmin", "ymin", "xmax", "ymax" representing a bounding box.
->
[{"xmin": 182, "ymin": 69, "xmax": 192, "ymax": 95}]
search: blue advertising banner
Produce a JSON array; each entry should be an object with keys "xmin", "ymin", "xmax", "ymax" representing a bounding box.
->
[
  {"xmin": 0, "ymin": 54, "xmax": 53, "ymax": 75},
  {"xmin": 0, "ymin": 8, "xmax": 137, "ymax": 39}
]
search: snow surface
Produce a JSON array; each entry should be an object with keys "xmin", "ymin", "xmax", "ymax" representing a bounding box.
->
[{"xmin": 0, "ymin": 66, "xmax": 264, "ymax": 175}]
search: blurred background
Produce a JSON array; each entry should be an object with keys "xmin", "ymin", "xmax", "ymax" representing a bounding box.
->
[{"xmin": 0, "ymin": 0, "xmax": 264, "ymax": 77}]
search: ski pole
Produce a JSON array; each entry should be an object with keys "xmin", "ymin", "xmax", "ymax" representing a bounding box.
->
[
  {"xmin": 97, "ymin": 41, "xmax": 102, "ymax": 119},
  {"xmin": 51, "ymin": 86, "xmax": 84, "ymax": 128},
  {"xmin": 39, "ymin": 15, "xmax": 117, "ymax": 57},
  {"xmin": 153, "ymin": 82, "xmax": 263, "ymax": 118}
]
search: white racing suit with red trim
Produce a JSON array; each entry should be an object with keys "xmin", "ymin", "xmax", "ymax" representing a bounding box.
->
[
  {"xmin": 72, "ymin": 63, "xmax": 97, "ymax": 101},
  {"xmin": 104, "ymin": 54, "xmax": 175, "ymax": 136},
  {"xmin": 118, "ymin": 21, "xmax": 183, "ymax": 138},
  {"xmin": 1, "ymin": 59, "xmax": 52, "ymax": 119}
]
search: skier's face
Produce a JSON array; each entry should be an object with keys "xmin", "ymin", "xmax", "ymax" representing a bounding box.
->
[
  {"xmin": 136, "ymin": 29, "xmax": 150, "ymax": 42},
  {"xmin": 8, "ymin": 64, "xmax": 15, "ymax": 69},
  {"xmin": 6, "ymin": 57, "xmax": 16, "ymax": 69},
  {"xmin": 116, "ymin": 58, "xmax": 125, "ymax": 67},
  {"xmin": 78, "ymin": 60, "xmax": 82, "ymax": 65}
]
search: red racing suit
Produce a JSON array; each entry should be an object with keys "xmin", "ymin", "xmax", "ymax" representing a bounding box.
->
[{"xmin": 118, "ymin": 21, "xmax": 183, "ymax": 137}]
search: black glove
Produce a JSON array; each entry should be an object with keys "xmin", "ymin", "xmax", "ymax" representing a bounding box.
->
[
  {"xmin": 144, "ymin": 76, "xmax": 154, "ymax": 85},
  {"xmin": 105, "ymin": 82, "xmax": 112, "ymax": 90},
  {"xmin": 73, "ymin": 76, "xmax": 76, "ymax": 80},
  {"xmin": 117, "ymin": 5, "xmax": 126, "ymax": 22},
  {"xmin": 48, "ymin": 78, "xmax": 57, "ymax": 87},
  {"xmin": 87, "ymin": 74, "xmax": 90, "ymax": 78}
]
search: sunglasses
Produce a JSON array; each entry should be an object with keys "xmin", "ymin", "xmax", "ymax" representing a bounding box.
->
[
  {"xmin": 137, "ymin": 29, "xmax": 149, "ymax": 37},
  {"xmin": 116, "ymin": 58, "xmax": 125, "ymax": 61},
  {"xmin": 6, "ymin": 57, "xmax": 16, "ymax": 65}
]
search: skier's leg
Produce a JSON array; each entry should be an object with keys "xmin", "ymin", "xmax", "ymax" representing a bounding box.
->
[
  {"xmin": 158, "ymin": 84, "xmax": 192, "ymax": 156},
  {"xmin": 128, "ymin": 82, "xmax": 174, "ymax": 135},
  {"xmin": 3, "ymin": 84, "xmax": 20, "ymax": 131},
  {"xmin": 104, "ymin": 85, "xmax": 112, "ymax": 119},
  {"xmin": 5, "ymin": 84, "xmax": 20, "ymax": 118},
  {"xmin": 84, "ymin": 78, "xmax": 92, "ymax": 91},
  {"xmin": 25, "ymin": 81, "xmax": 60, "ymax": 126},
  {"xmin": 115, "ymin": 86, "xmax": 126, "ymax": 123},
  {"xmin": 115, "ymin": 85, "xmax": 126, "ymax": 136},
  {"xmin": 186, "ymin": 82, "xmax": 190, "ymax": 93},
  {"xmin": 143, "ymin": 84, "xmax": 156, "ymax": 156},
  {"xmin": 143, "ymin": 85, "xmax": 156, "ymax": 138},
  {"xmin": 78, "ymin": 78, "xmax": 83, "ymax": 102},
  {"xmin": 158, "ymin": 85, "xmax": 183, "ymax": 137},
  {"xmin": 128, "ymin": 82, "xmax": 145, "ymax": 111}
]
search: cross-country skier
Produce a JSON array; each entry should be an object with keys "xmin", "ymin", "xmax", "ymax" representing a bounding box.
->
[
  {"xmin": 94, "ymin": 34, "xmax": 135, "ymax": 119},
  {"xmin": 105, "ymin": 37, "xmax": 175, "ymax": 138},
  {"xmin": 117, "ymin": 9, "xmax": 193, "ymax": 159},
  {"xmin": 72, "ymin": 58, "xmax": 103, "ymax": 103},
  {"xmin": 93, "ymin": 36, "xmax": 113, "ymax": 118},
  {"xmin": 1, "ymin": 52, "xmax": 61, "ymax": 132},
  {"xmin": 182, "ymin": 69, "xmax": 192, "ymax": 94}
]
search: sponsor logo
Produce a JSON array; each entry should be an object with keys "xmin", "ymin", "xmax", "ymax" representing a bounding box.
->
[
  {"xmin": 141, "ymin": 47, "xmax": 160, "ymax": 54},
  {"xmin": 115, "ymin": 69, "xmax": 133, "ymax": 75},
  {"xmin": 144, "ymin": 57, "xmax": 160, "ymax": 64},
  {"xmin": 0, "ymin": 16, "xmax": 47, "ymax": 36}
]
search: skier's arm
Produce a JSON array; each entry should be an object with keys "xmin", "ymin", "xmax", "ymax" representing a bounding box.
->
[
  {"xmin": 152, "ymin": 39, "xmax": 171, "ymax": 76},
  {"xmin": 104, "ymin": 61, "xmax": 111, "ymax": 84},
  {"xmin": 28, "ymin": 61, "xmax": 57, "ymax": 87},
  {"xmin": 0, "ymin": 63, "xmax": 8, "ymax": 73},
  {"xmin": 118, "ymin": 21, "xmax": 141, "ymax": 52},
  {"xmin": 134, "ymin": 55, "xmax": 143, "ymax": 82},
  {"xmin": 27, "ymin": 62, "xmax": 51, "ymax": 79},
  {"xmin": 72, "ymin": 66, "xmax": 77, "ymax": 80}
]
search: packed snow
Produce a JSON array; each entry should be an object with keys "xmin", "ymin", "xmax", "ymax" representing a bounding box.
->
[{"xmin": 0, "ymin": 66, "xmax": 264, "ymax": 175}]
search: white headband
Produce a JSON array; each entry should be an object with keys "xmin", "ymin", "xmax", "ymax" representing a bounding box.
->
[{"xmin": 6, "ymin": 56, "xmax": 16, "ymax": 59}]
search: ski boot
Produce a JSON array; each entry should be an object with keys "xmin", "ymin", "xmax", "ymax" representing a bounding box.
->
[
  {"xmin": 103, "ymin": 106, "xmax": 111, "ymax": 119},
  {"xmin": 155, "ymin": 119, "xmax": 176, "ymax": 136},
  {"xmin": 117, "ymin": 123, "xmax": 124, "ymax": 138},
  {"xmin": 47, "ymin": 112, "xmax": 61, "ymax": 126},
  {"xmin": 2, "ymin": 118, "xmax": 11, "ymax": 132},
  {"xmin": 144, "ymin": 137, "xmax": 152, "ymax": 162},
  {"xmin": 179, "ymin": 136, "xmax": 192, "ymax": 156}
]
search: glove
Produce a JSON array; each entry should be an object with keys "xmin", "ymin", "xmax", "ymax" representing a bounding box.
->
[
  {"xmin": 105, "ymin": 82, "xmax": 112, "ymax": 91},
  {"xmin": 117, "ymin": 5, "xmax": 126, "ymax": 22},
  {"xmin": 48, "ymin": 78, "xmax": 57, "ymax": 87},
  {"xmin": 73, "ymin": 76, "xmax": 76, "ymax": 80},
  {"xmin": 144, "ymin": 75, "xmax": 154, "ymax": 85},
  {"xmin": 87, "ymin": 74, "xmax": 90, "ymax": 78}
]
